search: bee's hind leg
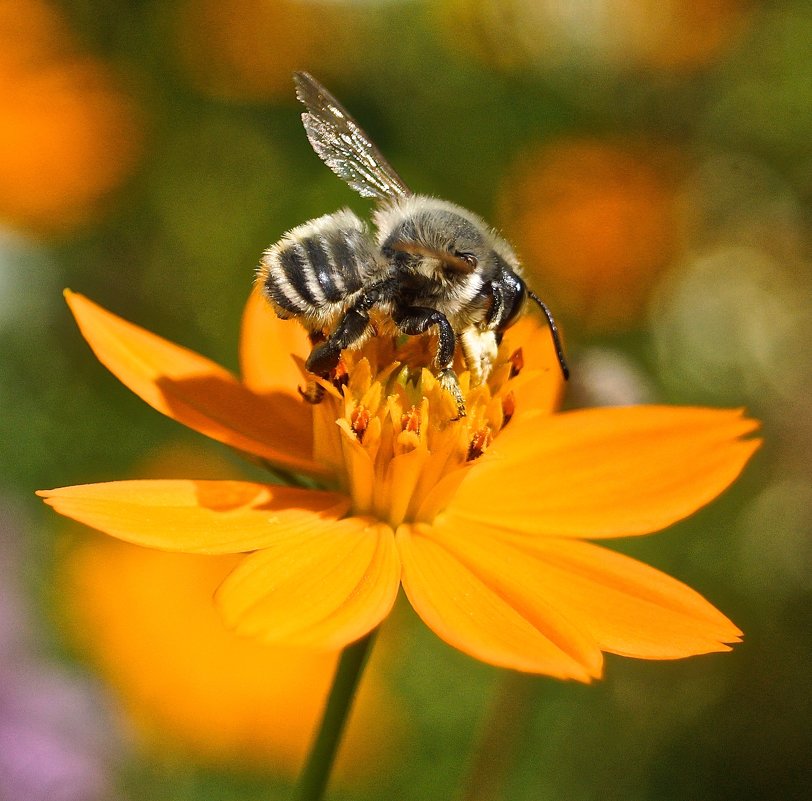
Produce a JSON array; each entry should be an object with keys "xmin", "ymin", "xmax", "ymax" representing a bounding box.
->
[
  {"xmin": 394, "ymin": 306, "xmax": 466, "ymax": 417},
  {"xmin": 306, "ymin": 308, "xmax": 371, "ymax": 378},
  {"xmin": 296, "ymin": 331, "xmax": 327, "ymax": 404},
  {"xmin": 306, "ymin": 278, "xmax": 397, "ymax": 380}
]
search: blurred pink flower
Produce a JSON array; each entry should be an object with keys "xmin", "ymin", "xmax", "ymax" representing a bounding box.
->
[{"xmin": 0, "ymin": 506, "xmax": 121, "ymax": 801}]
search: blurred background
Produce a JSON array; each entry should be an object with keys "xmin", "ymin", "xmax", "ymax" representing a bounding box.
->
[{"xmin": 1, "ymin": 1, "xmax": 810, "ymax": 799}]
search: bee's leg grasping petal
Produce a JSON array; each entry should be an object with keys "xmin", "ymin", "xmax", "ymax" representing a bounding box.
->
[{"xmin": 299, "ymin": 331, "xmax": 327, "ymax": 404}]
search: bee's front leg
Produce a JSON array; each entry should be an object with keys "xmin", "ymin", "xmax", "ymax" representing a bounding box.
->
[
  {"xmin": 459, "ymin": 327, "xmax": 498, "ymax": 387},
  {"xmin": 394, "ymin": 306, "xmax": 466, "ymax": 418}
]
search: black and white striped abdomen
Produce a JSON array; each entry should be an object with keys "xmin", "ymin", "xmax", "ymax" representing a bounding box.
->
[{"xmin": 259, "ymin": 209, "xmax": 382, "ymax": 328}]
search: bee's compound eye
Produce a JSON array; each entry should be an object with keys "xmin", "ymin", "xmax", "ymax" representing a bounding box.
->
[{"xmin": 455, "ymin": 251, "xmax": 478, "ymax": 270}]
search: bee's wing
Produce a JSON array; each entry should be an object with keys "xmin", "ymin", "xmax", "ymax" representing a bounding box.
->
[{"xmin": 294, "ymin": 71, "xmax": 412, "ymax": 201}]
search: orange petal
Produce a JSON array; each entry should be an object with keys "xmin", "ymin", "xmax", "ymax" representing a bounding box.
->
[
  {"xmin": 447, "ymin": 406, "xmax": 760, "ymax": 538},
  {"xmin": 337, "ymin": 420, "xmax": 375, "ymax": 514},
  {"xmin": 505, "ymin": 372, "xmax": 561, "ymax": 428},
  {"xmin": 215, "ymin": 517, "xmax": 400, "ymax": 650},
  {"xmin": 438, "ymin": 517, "xmax": 741, "ymax": 659},
  {"xmin": 239, "ymin": 287, "xmax": 311, "ymax": 396},
  {"xmin": 397, "ymin": 523, "xmax": 602, "ymax": 680},
  {"xmin": 66, "ymin": 291, "xmax": 325, "ymax": 477},
  {"xmin": 38, "ymin": 480, "xmax": 349, "ymax": 554},
  {"xmin": 499, "ymin": 313, "xmax": 565, "ymax": 414}
]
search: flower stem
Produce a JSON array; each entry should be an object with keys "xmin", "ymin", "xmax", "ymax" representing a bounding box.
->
[{"xmin": 293, "ymin": 630, "xmax": 377, "ymax": 801}]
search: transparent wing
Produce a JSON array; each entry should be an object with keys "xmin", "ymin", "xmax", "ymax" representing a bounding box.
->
[{"xmin": 294, "ymin": 71, "xmax": 411, "ymax": 200}]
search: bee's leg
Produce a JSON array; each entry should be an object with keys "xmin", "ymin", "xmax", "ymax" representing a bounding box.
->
[
  {"xmin": 297, "ymin": 331, "xmax": 327, "ymax": 404},
  {"xmin": 306, "ymin": 308, "xmax": 371, "ymax": 377},
  {"xmin": 305, "ymin": 278, "xmax": 397, "ymax": 379},
  {"xmin": 394, "ymin": 306, "xmax": 466, "ymax": 417},
  {"xmin": 459, "ymin": 327, "xmax": 498, "ymax": 386}
]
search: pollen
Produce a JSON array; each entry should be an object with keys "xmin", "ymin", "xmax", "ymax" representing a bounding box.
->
[
  {"xmin": 350, "ymin": 404, "xmax": 371, "ymax": 441},
  {"xmin": 401, "ymin": 405, "xmax": 421, "ymax": 435},
  {"xmin": 330, "ymin": 359, "xmax": 350, "ymax": 392}
]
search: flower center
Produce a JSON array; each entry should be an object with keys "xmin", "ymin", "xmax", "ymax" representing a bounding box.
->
[{"xmin": 308, "ymin": 338, "xmax": 529, "ymax": 528}]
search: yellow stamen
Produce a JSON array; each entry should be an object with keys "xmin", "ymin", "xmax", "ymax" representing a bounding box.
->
[
  {"xmin": 467, "ymin": 427, "xmax": 493, "ymax": 461},
  {"xmin": 350, "ymin": 405, "xmax": 371, "ymax": 442}
]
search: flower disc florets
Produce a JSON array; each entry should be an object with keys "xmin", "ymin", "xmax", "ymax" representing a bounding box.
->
[{"xmin": 308, "ymin": 334, "xmax": 531, "ymax": 529}]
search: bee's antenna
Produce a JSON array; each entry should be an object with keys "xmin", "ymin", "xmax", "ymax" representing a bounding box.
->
[{"xmin": 527, "ymin": 290, "xmax": 570, "ymax": 380}]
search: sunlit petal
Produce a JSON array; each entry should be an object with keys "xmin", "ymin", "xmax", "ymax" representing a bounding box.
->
[
  {"xmin": 435, "ymin": 517, "xmax": 741, "ymax": 658},
  {"xmin": 397, "ymin": 523, "xmax": 602, "ymax": 680},
  {"xmin": 66, "ymin": 291, "xmax": 326, "ymax": 476},
  {"xmin": 37, "ymin": 480, "xmax": 349, "ymax": 554},
  {"xmin": 216, "ymin": 517, "xmax": 400, "ymax": 650},
  {"xmin": 239, "ymin": 286, "xmax": 311, "ymax": 396},
  {"xmin": 447, "ymin": 405, "xmax": 760, "ymax": 537},
  {"xmin": 498, "ymin": 313, "xmax": 565, "ymax": 414}
]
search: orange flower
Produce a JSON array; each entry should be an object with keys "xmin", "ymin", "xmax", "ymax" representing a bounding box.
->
[
  {"xmin": 56, "ymin": 442, "xmax": 403, "ymax": 777},
  {"xmin": 174, "ymin": 0, "xmax": 366, "ymax": 102},
  {"xmin": 0, "ymin": 0, "xmax": 142, "ymax": 232},
  {"xmin": 60, "ymin": 531, "xmax": 402, "ymax": 775},
  {"xmin": 497, "ymin": 139, "xmax": 680, "ymax": 332},
  {"xmin": 39, "ymin": 290, "xmax": 760, "ymax": 681},
  {"xmin": 434, "ymin": 0, "xmax": 750, "ymax": 74}
]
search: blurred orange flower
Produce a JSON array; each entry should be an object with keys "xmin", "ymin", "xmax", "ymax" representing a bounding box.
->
[
  {"xmin": 618, "ymin": 0, "xmax": 752, "ymax": 72},
  {"xmin": 41, "ymin": 290, "xmax": 759, "ymax": 681},
  {"xmin": 174, "ymin": 0, "xmax": 365, "ymax": 102},
  {"xmin": 435, "ymin": 0, "xmax": 751, "ymax": 73},
  {"xmin": 498, "ymin": 139, "xmax": 680, "ymax": 332},
  {"xmin": 0, "ymin": 0, "xmax": 143, "ymax": 232},
  {"xmin": 60, "ymin": 528, "xmax": 401, "ymax": 775}
]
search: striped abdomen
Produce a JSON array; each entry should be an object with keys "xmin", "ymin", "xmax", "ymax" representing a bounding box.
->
[{"xmin": 259, "ymin": 209, "xmax": 382, "ymax": 329}]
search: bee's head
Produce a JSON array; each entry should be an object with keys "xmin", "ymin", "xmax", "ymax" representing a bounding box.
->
[
  {"xmin": 489, "ymin": 265, "xmax": 569, "ymax": 381},
  {"xmin": 489, "ymin": 264, "xmax": 527, "ymax": 332}
]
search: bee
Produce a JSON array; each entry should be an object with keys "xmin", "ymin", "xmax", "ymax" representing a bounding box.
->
[{"xmin": 259, "ymin": 72, "xmax": 568, "ymax": 416}]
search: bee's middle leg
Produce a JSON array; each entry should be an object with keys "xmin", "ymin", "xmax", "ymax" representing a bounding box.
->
[{"xmin": 394, "ymin": 306, "xmax": 465, "ymax": 417}]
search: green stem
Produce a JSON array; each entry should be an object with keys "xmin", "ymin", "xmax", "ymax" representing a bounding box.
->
[{"xmin": 293, "ymin": 630, "xmax": 378, "ymax": 801}]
